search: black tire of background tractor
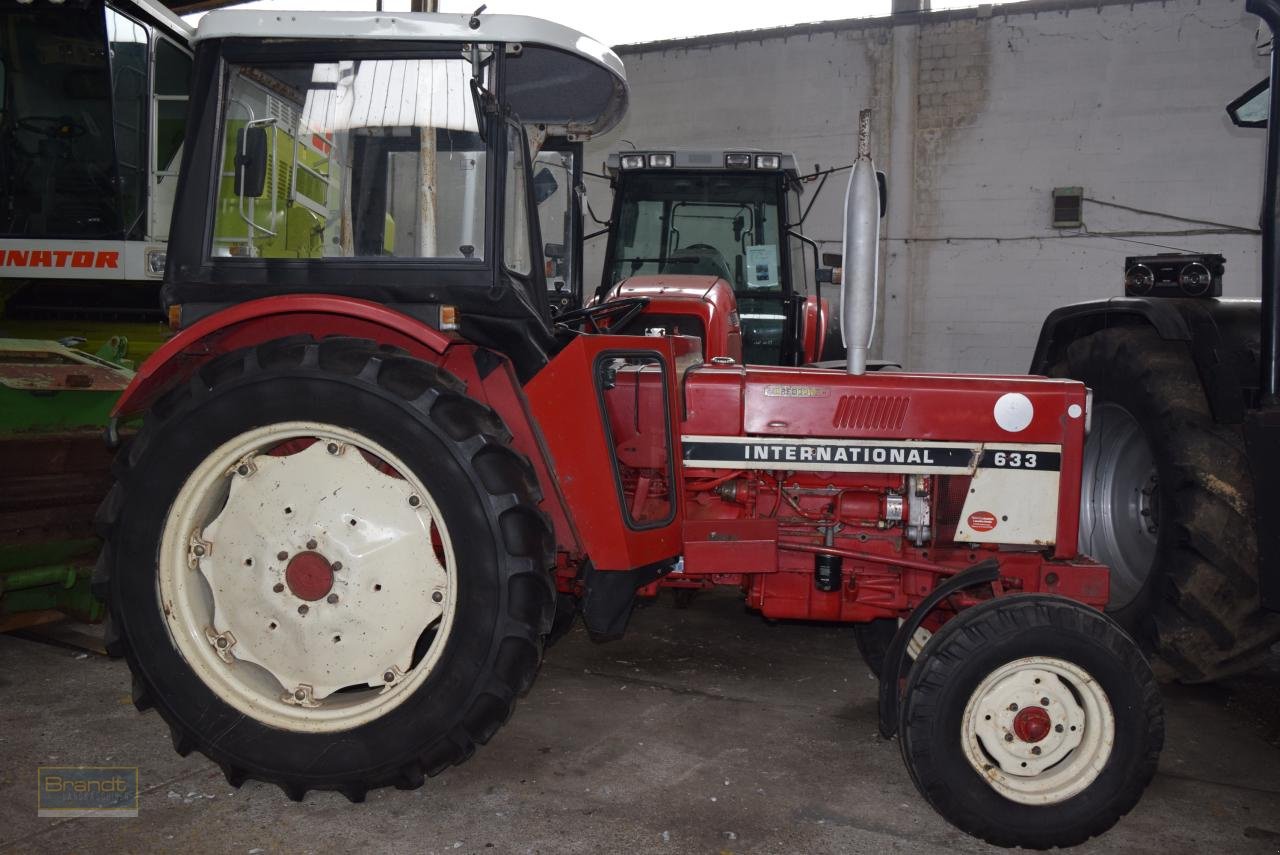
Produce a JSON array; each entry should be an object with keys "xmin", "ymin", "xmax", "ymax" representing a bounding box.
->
[
  {"xmin": 853, "ymin": 618, "xmax": 897, "ymax": 678},
  {"xmin": 91, "ymin": 336, "xmax": 555, "ymax": 802},
  {"xmin": 1052, "ymin": 326, "xmax": 1280, "ymax": 681},
  {"xmin": 898, "ymin": 595, "xmax": 1164, "ymax": 849},
  {"xmin": 545, "ymin": 592, "xmax": 578, "ymax": 648}
]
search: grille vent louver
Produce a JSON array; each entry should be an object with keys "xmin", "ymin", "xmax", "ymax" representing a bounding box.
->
[{"xmin": 832, "ymin": 395, "xmax": 909, "ymax": 431}]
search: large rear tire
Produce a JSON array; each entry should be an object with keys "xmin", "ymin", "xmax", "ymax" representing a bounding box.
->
[
  {"xmin": 898, "ymin": 595, "xmax": 1163, "ymax": 849},
  {"xmin": 1053, "ymin": 326, "xmax": 1280, "ymax": 681},
  {"xmin": 93, "ymin": 336, "xmax": 555, "ymax": 801}
]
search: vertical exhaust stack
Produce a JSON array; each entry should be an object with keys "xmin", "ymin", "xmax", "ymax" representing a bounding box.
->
[{"xmin": 841, "ymin": 109, "xmax": 880, "ymax": 376}]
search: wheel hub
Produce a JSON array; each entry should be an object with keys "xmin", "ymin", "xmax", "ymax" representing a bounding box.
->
[
  {"xmin": 284, "ymin": 551, "xmax": 335, "ymax": 602},
  {"xmin": 961, "ymin": 656, "xmax": 1115, "ymax": 805},
  {"xmin": 1013, "ymin": 706, "xmax": 1052, "ymax": 743},
  {"xmin": 1079, "ymin": 401, "xmax": 1159, "ymax": 610},
  {"xmin": 160, "ymin": 424, "xmax": 457, "ymax": 732}
]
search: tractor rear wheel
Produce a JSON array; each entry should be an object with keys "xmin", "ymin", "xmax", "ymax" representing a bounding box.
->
[
  {"xmin": 1053, "ymin": 326, "xmax": 1280, "ymax": 681},
  {"xmin": 898, "ymin": 595, "xmax": 1163, "ymax": 849},
  {"xmin": 93, "ymin": 336, "xmax": 555, "ymax": 801}
]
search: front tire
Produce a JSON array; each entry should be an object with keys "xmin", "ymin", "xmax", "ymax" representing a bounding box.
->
[
  {"xmin": 898, "ymin": 595, "xmax": 1163, "ymax": 849},
  {"xmin": 94, "ymin": 337, "xmax": 555, "ymax": 800}
]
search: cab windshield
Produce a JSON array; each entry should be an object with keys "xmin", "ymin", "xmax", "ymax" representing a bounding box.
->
[
  {"xmin": 607, "ymin": 172, "xmax": 783, "ymax": 292},
  {"xmin": 211, "ymin": 55, "xmax": 488, "ymax": 260}
]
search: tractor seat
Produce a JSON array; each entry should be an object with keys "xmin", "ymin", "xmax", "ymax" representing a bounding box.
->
[{"xmin": 662, "ymin": 244, "xmax": 733, "ymax": 284}]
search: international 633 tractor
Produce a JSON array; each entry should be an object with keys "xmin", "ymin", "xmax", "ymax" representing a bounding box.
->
[{"xmin": 97, "ymin": 9, "xmax": 1163, "ymax": 848}]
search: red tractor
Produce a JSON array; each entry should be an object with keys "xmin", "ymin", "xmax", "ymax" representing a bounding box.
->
[{"xmin": 96, "ymin": 9, "xmax": 1162, "ymax": 848}]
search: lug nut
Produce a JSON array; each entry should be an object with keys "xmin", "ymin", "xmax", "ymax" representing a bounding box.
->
[
  {"xmin": 327, "ymin": 593, "xmax": 339, "ymax": 604},
  {"xmin": 408, "ymin": 495, "xmax": 421, "ymax": 508},
  {"xmin": 1008, "ymin": 703, "xmax": 1018, "ymax": 712},
  {"xmin": 432, "ymin": 591, "xmax": 443, "ymax": 603},
  {"xmin": 327, "ymin": 443, "xmax": 339, "ymax": 455},
  {"xmin": 216, "ymin": 637, "xmax": 228, "ymax": 649},
  {"xmin": 1004, "ymin": 733, "xmax": 1014, "ymax": 742},
  {"xmin": 294, "ymin": 689, "xmax": 306, "ymax": 701},
  {"xmin": 383, "ymin": 671, "xmax": 395, "ymax": 683},
  {"xmin": 298, "ymin": 605, "xmax": 309, "ymax": 615},
  {"xmin": 1055, "ymin": 724, "xmax": 1064, "ymax": 733},
  {"xmin": 277, "ymin": 551, "xmax": 288, "ymax": 561},
  {"xmin": 332, "ymin": 562, "xmax": 343, "ymax": 572},
  {"xmin": 193, "ymin": 544, "xmax": 206, "ymax": 557},
  {"xmin": 306, "ymin": 539, "xmax": 317, "ymax": 550},
  {"xmin": 237, "ymin": 465, "xmax": 249, "ymax": 476},
  {"xmin": 273, "ymin": 583, "xmax": 284, "ymax": 593},
  {"xmin": 1031, "ymin": 746, "xmax": 1042, "ymax": 755},
  {"xmin": 1040, "ymin": 697, "xmax": 1050, "ymax": 706}
]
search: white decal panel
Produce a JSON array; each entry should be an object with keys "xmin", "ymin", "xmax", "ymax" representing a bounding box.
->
[{"xmin": 956, "ymin": 443, "xmax": 1061, "ymax": 545}]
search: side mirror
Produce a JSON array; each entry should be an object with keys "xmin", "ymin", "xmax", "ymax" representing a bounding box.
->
[
  {"xmin": 533, "ymin": 166, "xmax": 559, "ymax": 205},
  {"xmin": 1227, "ymin": 77, "xmax": 1269, "ymax": 129},
  {"xmin": 544, "ymin": 242, "xmax": 565, "ymax": 259},
  {"xmin": 876, "ymin": 170, "xmax": 888, "ymax": 218},
  {"xmin": 235, "ymin": 126, "xmax": 268, "ymax": 198},
  {"xmin": 822, "ymin": 252, "xmax": 843, "ymax": 267},
  {"xmin": 816, "ymin": 267, "xmax": 835, "ymax": 285}
]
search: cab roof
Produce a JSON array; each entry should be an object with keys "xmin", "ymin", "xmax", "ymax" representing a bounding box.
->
[{"xmin": 193, "ymin": 10, "xmax": 628, "ymax": 139}]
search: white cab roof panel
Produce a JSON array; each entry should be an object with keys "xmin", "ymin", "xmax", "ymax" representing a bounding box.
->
[{"xmin": 194, "ymin": 11, "xmax": 627, "ymax": 138}]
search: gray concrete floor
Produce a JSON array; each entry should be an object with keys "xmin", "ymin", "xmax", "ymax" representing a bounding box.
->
[{"xmin": 2, "ymin": 591, "xmax": 1279, "ymax": 855}]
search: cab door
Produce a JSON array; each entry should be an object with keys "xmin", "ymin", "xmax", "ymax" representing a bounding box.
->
[{"xmin": 525, "ymin": 333, "xmax": 688, "ymax": 573}]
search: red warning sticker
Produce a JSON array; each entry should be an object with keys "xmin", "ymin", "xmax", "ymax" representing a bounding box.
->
[{"xmin": 967, "ymin": 511, "xmax": 998, "ymax": 532}]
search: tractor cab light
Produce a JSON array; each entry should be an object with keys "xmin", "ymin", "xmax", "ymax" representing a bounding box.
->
[
  {"xmin": 440, "ymin": 305, "xmax": 460, "ymax": 331},
  {"xmin": 647, "ymin": 153, "xmax": 674, "ymax": 168},
  {"xmin": 619, "ymin": 154, "xmax": 645, "ymax": 170},
  {"xmin": 755, "ymin": 154, "xmax": 781, "ymax": 170},
  {"xmin": 167, "ymin": 304, "xmax": 182, "ymax": 330},
  {"xmin": 724, "ymin": 153, "xmax": 752, "ymax": 169}
]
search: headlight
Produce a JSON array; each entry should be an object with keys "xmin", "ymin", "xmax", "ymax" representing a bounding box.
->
[
  {"xmin": 145, "ymin": 249, "xmax": 167, "ymax": 277},
  {"xmin": 619, "ymin": 154, "xmax": 645, "ymax": 170},
  {"xmin": 754, "ymin": 154, "xmax": 780, "ymax": 170},
  {"xmin": 724, "ymin": 153, "xmax": 752, "ymax": 169},
  {"xmin": 647, "ymin": 153, "xmax": 673, "ymax": 168}
]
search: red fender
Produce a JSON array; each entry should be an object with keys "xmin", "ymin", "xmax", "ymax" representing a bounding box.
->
[
  {"xmin": 112, "ymin": 295, "xmax": 453, "ymax": 419},
  {"xmin": 109, "ymin": 294, "xmax": 584, "ymax": 556}
]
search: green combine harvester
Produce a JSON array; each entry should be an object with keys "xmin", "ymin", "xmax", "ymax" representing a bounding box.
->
[
  {"xmin": 0, "ymin": 0, "xmax": 192, "ymax": 629},
  {"xmin": 0, "ymin": 338, "xmax": 133, "ymax": 630}
]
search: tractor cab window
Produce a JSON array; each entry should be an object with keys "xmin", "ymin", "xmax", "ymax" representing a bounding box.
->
[
  {"xmin": 0, "ymin": 7, "xmax": 122, "ymax": 238},
  {"xmin": 211, "ymin": 56, "xmax": 487, "ymax": 260},
  {"xmin": 533, "ymin": 148, "xmax": 576, "ymax": 309},
  {"xmin": 608, "ymin": 172, "xmax": 782, "ymax": 293}
]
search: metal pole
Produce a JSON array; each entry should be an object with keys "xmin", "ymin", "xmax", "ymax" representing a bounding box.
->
[
  {"xmin": 414, "ymin": 0, "xmax": 440, "ymax": 255},
  {"xmin": 1248, "ymin": 0, "xmax": 1280, "ymax": 403}
]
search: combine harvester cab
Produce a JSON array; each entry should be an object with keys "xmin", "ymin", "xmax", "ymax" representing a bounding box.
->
[{"xmin": 97, "ymin": 8, "xmax": 1162, "ymax": 848}]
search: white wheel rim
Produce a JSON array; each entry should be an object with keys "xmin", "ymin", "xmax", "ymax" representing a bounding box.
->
[
  {"xmin": 960, "ymin": 655, "xmax": 1114, "ymax": 805},
  {"xmin": 158, "ymin": 421, "xmax": 457, "ymax": 733}
]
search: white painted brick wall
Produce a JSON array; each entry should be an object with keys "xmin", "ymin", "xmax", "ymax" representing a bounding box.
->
[{"xmin": 584, "ymin": 0, "xmax": 1266, "ymax": 373}]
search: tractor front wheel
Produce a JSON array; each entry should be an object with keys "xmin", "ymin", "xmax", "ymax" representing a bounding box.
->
[
  {"xmin": 897, "ymin": 595, "xmax": 1163, "ymax": 849},
  {"xmin": 94, "ymin": 337, "xmax": 555, "ymax": 801}
]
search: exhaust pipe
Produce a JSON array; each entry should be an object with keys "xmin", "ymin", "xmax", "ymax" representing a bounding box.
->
[{"xmin": 841, "ymin": 109, "xmax": 880, "ymax": 376}]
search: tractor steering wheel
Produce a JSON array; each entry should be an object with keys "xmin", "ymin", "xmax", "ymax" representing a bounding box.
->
[
  {"xmin": 554, "ymin": 297, "xmax": 649, "ymax": 334},
  {"xmin": 17, "ymin": 116, "xmax": 88, "ymax": 140}
]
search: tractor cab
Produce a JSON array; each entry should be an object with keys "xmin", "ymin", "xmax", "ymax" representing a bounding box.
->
[
  {"xmin": 597, "ymin": 150, "xmax": 833, "ymax": 366},
  {"xmin": 162, "ymin": 9, "xmax": 625, "ymax": 380}
]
